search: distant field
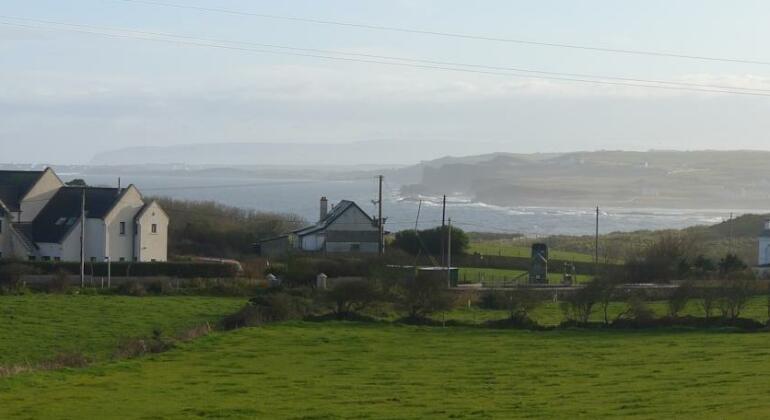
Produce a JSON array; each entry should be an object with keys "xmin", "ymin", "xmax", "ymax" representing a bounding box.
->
[
  {"xmin": 444, "ymin": 296, "xmax": 770, "ymax": 326},
  {"xmin": 3, "ymin": 322, "xmax": 770, "ymax": 418},
  {"xmin": 468, "ymin": 241, "xmax": 596, "ymax": 262},
  {"xmin": 458, "ymin": 267, "xmax": 594, "ymax": 285},
  {"xmin": 0, "ymin": 295, "xmax": 244, "ymax": 365}
]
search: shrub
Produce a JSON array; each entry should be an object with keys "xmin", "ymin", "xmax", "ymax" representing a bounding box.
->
[
  {"xmin": 391, "ymin": 226, "xmax": 469, "ymax": 256},
  {"xmin": 117, "ymin": 281, "xmax": 147, "ymax": 297},
  {"xmin": 667, "ymin": 281, "xmax": 694, "ymax": 317},
  {"xmin": 560, "ymin": 280, "xmax": 602, "ymax": 324},
  {"xmin": 480, "ymin": 289, "xmax": 540, "ymax": 321},
  {"xmin": 0, "ymin": 263, "xmax": 38, "ymax": 292},
  {"xmin": 697, "ymin": 287, "xmax": 719, "ymax": 319},
  {"xmin": 324, "ymin": 280, "xmax": 380, "ymax": 319},
  {"xmin": 47, "ymin": 270, "xmax": 71, "ymax": 294},
  {"xmin": 397, "ymin": 277, "xmax": 455, "ymax": 319},
  {"xmin": 718, "ymin": 278, "xmax": 755, "ymax": 320},
  {"xmin": 113, "ymin": 332, "xmax": 174, "ymax": 359},
  {"xmin": 39, "ymin": 352, "xmax": 91, "ymax": 370},
  {"xmin": 617, "ymin": 292, "xmax": 655, "ymax": 322}
]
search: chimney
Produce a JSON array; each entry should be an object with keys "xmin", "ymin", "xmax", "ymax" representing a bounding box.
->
[{"xmin": 320, "ymin": 196, "xmax": 328, "ymax": 221}]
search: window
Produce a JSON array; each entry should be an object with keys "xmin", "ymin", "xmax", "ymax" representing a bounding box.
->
[
  {"xmin": 0, "ymin": 219, "xmax": 3, "ymax": 233},
  {"xmin": 28, "ymin": 256, "xmax": 36, "ymax": 261},
  {"xmin": 119, "ymin": 257, "xmax": 125, "ymax": 262},
  {"xmin": 42, "ymin": 256, "xmax": 51, "ymax": 262},
  {"xmin": 90, "ymin": 257, "xmax": 96, "ymax": 262},
  {"xmin": 151, "ymin": 223, "xmax": 157, "ymax": 234},
  {"xmin": 54, "ymin": 257, "xmax": 61, "ymax": 262},
  {"xmin": 350, "ymin": 243, "xmax": 361, "ymax": 252},
  {"xmin": 55, "ymin": 217, "xmax": 67, "ymax": 226},
  {"xmin": 120, "ymin": 222, "xmax": 126, "ymax": 235}
]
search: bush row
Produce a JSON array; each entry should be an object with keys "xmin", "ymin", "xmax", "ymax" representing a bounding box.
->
[{"xmin": 0, "ymin": 260, "xmax": 239, "ymax": 278}]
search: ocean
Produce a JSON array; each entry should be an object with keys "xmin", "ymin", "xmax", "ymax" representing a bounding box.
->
[{"xmin": 66, "ymin": 173, "xmax": 750, "ymax": 236}]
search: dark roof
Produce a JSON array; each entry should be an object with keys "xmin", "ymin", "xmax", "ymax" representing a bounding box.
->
[
  {"xmin": 30, "ymin": 186, "xmax": 126, "ymax": 243},
  {"xmin": 293, "ymin": 200, "xmax": 375, "ymax": 236},
  {"xmin": 11, "ymin": 223, "xmax": 38, "ymax": 251},
  {"xmin": 0, "ymin": 170, "xmax": 45, "ymax": 211}
]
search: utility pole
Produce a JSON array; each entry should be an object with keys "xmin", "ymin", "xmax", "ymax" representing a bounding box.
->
[
  {"xmin": 80, "ymin": 187, "xmax": 86, "ymax": 288},
  {"xmin": 440, "ymin": 194, "xmax": 446, "ymax": 265},
  {"xmin": 729, "ymin": 212, "xmax": 734, "ymax": 254},
  {"xmin": 447, "ymin": 218, "xmax": 452, "ymax": 288},
  {"xmin": 594, "ymin": 206, "xmax": 599, "ymax": 272},
  {"xmin": 378, "ymin": 175, "xmax": 384, "ymax": 256}
]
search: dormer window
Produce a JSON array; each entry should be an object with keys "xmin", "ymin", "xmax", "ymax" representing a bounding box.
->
[{"xmin": 55, "ymin": 217, "xmax": 67, "ymax": 225}]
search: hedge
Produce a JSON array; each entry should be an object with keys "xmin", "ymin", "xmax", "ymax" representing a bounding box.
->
[{"xmin": 0, "ymin": 260, "xmax": 239, "ymax": 278}]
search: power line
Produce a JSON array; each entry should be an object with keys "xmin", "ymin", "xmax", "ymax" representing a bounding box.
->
[
  {"xmin": 118, "ymin": 0, "xmax": 770, "ymax": 66},
  {"xmin": 3, "ymin": 18, "xmax": 770, "ymax": 97},
  {"xmin": 6, "ymin": 15, "xmax": 765, "ymax": 93}
]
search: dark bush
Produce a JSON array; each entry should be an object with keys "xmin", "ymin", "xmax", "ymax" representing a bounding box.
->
[
  {"xmin": 480, "ymin": 289, "xmax": 540, "ymax": 321},
  {"xmin": 0, "ymin": 260, "xmax": 239, "ymax": 279},
  {"xmin": 117, "ymin": 281, "xmax": 147, "ymax": 297},
  {"xmin": 0, "ymin": 262, "xmax": 38, "ymax": 292},
  {"xmin": 47, "ymin": 270, "xmax": 71, "ymax": 294},
  {"xmin": 324, "ymin": 280, "xmax": 380, "ymax": 318},
  {"xmin": 391, "ymin": 226, "xmax": 469, "ymax": 256},
  {"xmin": 397, "ymin": 277, "xmax": 456, "ymax": 318},
  {"xmin": 668, "ymin": 281, "xmax": 694, "ymax": 317},
  {"xmin": 560, "ymin": 280, "xmax": 603, "ymax": 324}
]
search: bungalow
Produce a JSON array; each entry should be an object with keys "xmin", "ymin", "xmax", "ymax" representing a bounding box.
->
[
  {"xmin": 257, "ymin": 197, "xmax": 382, "ymax": 256},
  {"xmin": 0, "ymin": 168, "xmax": 168, "ymax": 262}
]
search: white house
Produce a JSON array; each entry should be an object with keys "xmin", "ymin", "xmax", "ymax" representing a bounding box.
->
[
  {"xmin": 758, "ymin": 219, "xmax": 770, "ymax": 266},
  {"xmin": 0, "ymin": 168, "xmax": 168, "ymax": 262},
  {"xmin": 257, "ymin": 197, "xmax": 381, "ymax": 256}
]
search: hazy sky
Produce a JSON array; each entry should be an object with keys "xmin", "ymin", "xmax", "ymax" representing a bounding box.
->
[{"xmin": 2, "ymin": 0, "xmax": 770, "ymax": 164}]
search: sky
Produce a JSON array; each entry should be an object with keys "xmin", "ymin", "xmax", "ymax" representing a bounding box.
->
[{"xmin": 2, "ymin": 0, "xmax": 770, "ymax": 164}]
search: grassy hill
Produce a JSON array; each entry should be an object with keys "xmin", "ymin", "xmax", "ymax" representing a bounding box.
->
[
  {"xmin": 469, "ymin": 213, "xmax": 768, "ymax": 266},
  {"xmin": 402, "ymin": 150, "xmax": 770, "ymax": 209},
  {"xmin": 0, "ymin": 295, "xmax": 243, "ymax": 366}
]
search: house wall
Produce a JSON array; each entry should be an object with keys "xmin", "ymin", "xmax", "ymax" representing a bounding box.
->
[
  {"xmin": 301, "ymin": 234, "xmax": 325, "ymax": 251},
  {"xmin": 57, "ymin": 220, "xmax": 83, "ymax": 261},
  {"xmin": 326, "ymin": 242, "xmax": 379, "ymax": 253},
  {"xmin": 135, "ymin": 201, "xmax": 168, "ymax": 262},
  {"xmin": 0, "ymin": 215, "xmax": 9, "ymax": 258},
  {"xmin": 105, "ymin": 187, "xmax": 144, "ymax": 262},
  {"xmin": 759, "ymin": 236, "xmax": 770, "ymax": 266},
  {"xmin": 18, "ymin": 169, "xmax": 63, "ymax": 223},
  {"xmin": 325, "ymin": 206, "xmax": 379, "ymax": 253}
]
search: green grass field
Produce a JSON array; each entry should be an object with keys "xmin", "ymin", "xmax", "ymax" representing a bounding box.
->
[
  {"xmin": 468, "ymin": 241, "xmax": 595, "ymax": 262},
  {"xmin": 3, "ymin": 322, "xmax": 770, "ymax": 419},
  {"xmin": 0, "ymin": 295, "xmax": 244, "ymax": 365},
  {"xmin": 458, "ymin": 267, "xmax": 594, "ymax": 285}
]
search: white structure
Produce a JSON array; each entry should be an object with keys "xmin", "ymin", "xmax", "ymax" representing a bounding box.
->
[
  {"xmin": 0, "ymin": 168, "xmax": 168, "ymax": 262},
  {"xmin": 758, "ymin": 219, "xmax": 770, "ymax": 267},
  {"xmin": 257, "ymin": 197, "xmax": 381, "ymax": 256}
]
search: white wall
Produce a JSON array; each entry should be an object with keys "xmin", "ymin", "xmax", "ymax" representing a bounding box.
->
[
  {"xmin": 0, "ymin": 215, "xmax": 9, "ymax": 258},
  {"xmin": 104, "ymin": 186, "xmax": 144, "ymax": 262},
  {"xmin": 301, "ymin": 234, "xmax": 325, "ymax": 251},
  {"xmin": 135, "ymin": 201, "xmax": 168, "ymax": 262},
  {"xmin": 18, "ymin": 169, "xmax": 63, "ymax": 223},
  {"xmin": 759, "ymin": 237, "xmax": 770, "ymax": 266}
]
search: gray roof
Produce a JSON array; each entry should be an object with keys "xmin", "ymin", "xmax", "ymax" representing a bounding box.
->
[
  {"xmin": 30, "ymin": 186, "xmax": 127, "ymax": 243},
  {"xmin": 292, "ymin": 200, "xmax": 375, "ymax": 236},
  {"xmin": 0, "ymin": 170, "xmax": 45, "ymax": 211}
]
